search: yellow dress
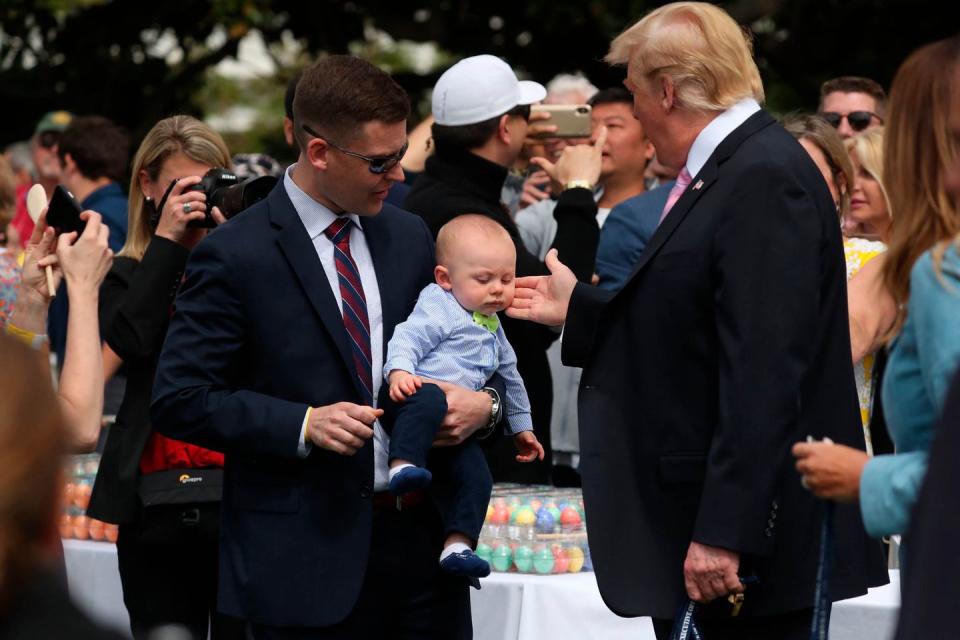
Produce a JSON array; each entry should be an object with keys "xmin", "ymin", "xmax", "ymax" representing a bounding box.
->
[{"xmin": 843, "ymin": 237, "xmax": 887, "ymax": 455}]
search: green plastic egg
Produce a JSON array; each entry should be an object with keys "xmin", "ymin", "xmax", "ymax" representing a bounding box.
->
[
  {"xmin": 513, "ymin": 545, "xmax": 534, "ymax": 572},
  {"xmin": 476, "ymin": 543, "xmax": 493, "ymax": 565},
  {"xmin": 492, "ymin": 544, "xmax": 513, "ymax": 572},
  {"xmin": 533, "ymin": 547, "xmax": 555, "ymax": 574}
]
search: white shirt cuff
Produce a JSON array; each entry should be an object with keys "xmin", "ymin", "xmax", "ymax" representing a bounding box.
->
[{"xmin": 298, "ymin": 407, "xmax": 313, "ymax": 458}]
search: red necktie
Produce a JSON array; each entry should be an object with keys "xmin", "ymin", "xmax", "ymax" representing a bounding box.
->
[{"xmin": 324, "ymin": 217, "xmax": 373, "ymax": 405}]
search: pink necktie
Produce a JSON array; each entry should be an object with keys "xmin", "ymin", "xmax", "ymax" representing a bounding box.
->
[{"xmin": 658, "ymin": 167, "xmax": 693, "ymax": 225}]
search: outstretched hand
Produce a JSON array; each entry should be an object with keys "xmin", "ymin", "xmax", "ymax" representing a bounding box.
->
[{"xmin": 506, "ymin": 249, "xmax": 577, "ymax": 327}]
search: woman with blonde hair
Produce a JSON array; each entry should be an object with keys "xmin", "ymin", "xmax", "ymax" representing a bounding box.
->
[
  {"xmin": 795, "ymin": 36, "xmax": 960, "ymax": 554},
  {"xmin": 844, "ymin": 128, "xmax": 892, "ymax": 242},
  {"xmin": 86, "ymin": 115, "xmax": 245, "ymax": 639}
]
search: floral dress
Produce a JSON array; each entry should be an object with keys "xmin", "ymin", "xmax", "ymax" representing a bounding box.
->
[
  {"xmin": 843, "ymin": 236, "xmax": 887, "ymax": 455},
  {"xmin": 0, "ymin": 248, "xmax": 20, "ymax": 327}
]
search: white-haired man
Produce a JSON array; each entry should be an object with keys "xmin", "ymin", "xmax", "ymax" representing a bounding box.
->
[{"xmin": 508, "ymin": 3, "xmax": 887, "ymax": 638}]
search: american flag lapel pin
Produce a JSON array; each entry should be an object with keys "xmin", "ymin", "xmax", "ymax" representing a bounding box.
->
[{"xmin": 693, "ymin": 180, "xmax": 704, "ymax": 190}]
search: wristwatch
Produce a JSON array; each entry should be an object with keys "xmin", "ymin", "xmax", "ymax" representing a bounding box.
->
[{"xmin": 477, "ymin": 388, "xmax": 502, "ymax": 440}]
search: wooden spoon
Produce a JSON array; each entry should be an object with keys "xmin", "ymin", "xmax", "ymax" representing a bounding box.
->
[{"xmin": 26, "ymin": 184, "xmax": 56, "ymax": 298}]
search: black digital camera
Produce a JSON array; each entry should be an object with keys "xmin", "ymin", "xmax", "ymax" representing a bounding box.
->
[
  {"xmin": 185, "ymin": 168, "xmax": 277, "ymax": 228},
  {"xmin": 151, "ymin": 168, "xmax": 278, "ymax": 230}
]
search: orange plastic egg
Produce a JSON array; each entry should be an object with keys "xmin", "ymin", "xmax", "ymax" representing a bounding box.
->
[{"xmin": 72, "ymin": 515, "xmax": 89, "ymax": 540}]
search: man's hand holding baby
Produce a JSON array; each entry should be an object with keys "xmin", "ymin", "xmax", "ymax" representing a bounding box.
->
[{"xmin": 389, "ymin": 370, "xmax": 424, "ymax": 402}]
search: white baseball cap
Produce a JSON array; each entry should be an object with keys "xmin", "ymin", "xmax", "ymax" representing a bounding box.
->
[{"xmin": 432, "ymin": 55, "xmax": 547, "ymax": 126}]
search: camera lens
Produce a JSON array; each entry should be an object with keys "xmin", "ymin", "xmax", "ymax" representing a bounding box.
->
[{"xmin": 576, "ymin": 107, "xmax": 589, "ymax": 114}]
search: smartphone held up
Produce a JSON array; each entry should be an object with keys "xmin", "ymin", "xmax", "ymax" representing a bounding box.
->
[{"xmin": 530, "ymin": 104, "xmax": 592, "ymax": 138}]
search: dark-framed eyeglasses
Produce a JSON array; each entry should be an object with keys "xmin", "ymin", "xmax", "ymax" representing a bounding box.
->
[
  {"xmin": 819, "ymin": 111, "xmax": 882, "ymax": 133},
  {"xmin": 37, "ymin": 130, "xmax": 61, "ymax": 149},
  {"xmin": 301, "ymin": 123, "xmax": 408, "ymax": 175}
]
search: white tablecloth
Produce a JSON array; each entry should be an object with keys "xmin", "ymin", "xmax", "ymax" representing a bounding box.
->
[
  {"xmin": 64, "ymin": 539, "xmax": 900, "ymax": 639},
  {"xmin": 471, "ymin": 570, "xmax": 900, "ymax": 640}
]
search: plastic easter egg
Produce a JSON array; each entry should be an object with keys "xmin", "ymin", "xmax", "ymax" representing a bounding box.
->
[
  {"xmin": 491, "ymin": 544, "xmax": 513, "ymax": 572},
  {"xmin": 528, "ymin": 498, "xmax": 543, "ymax": 512},
  {"xmin": 72, "ymin": 514, "xmax": 89, "ymax": 540},
  {"xmin": 104, "ymin": 524, "xmax": 119, "ymax": 544},
  {"xmin": 560, "ymin": 507, "xmax": 582, "ymax": 527},
  {"xmin": 552, "ymin": 547, "xmax": 570, "ymax": 573},
  {"xmin": 547, "ymin": 506, "xmax": 561, "ymax": 522},
  {"xmin": 513, "ymin": 506, "xmax": 536, "ymax": 526},
  {"xmin": 59, "ymin": 513, "xmax": 72, "ymax": 539},
  {"xmin": 533, "ymin": 547, "xmax": 555, "ymax": 574},
  {"xmin": 513, "ymin": 545, "xmax": 534, "ymax": 573},
  {"xmin": 88, "ymin": 518, "xmax": 105, "ymax": 541},
  {"xmin": 73, "ymin": 482, "xmax": 92, "ymax": 509},
  {"xmin": 485, "ymin": 505, "xmax": 494, "ymax": 523},
  {"xmin": 490, "ymin": 507, "xmax": 510, "ymax": 525},
  {"xmin": 567, "ymin": 546, "xmax": 585, "ymax": 572},
  {"xmin": 476, "ymin": 543, "xmax": 493, "ymax": 565},
  {"xmin": 535, "ymin": 509, "xmax": 556, "ymax": 533}
]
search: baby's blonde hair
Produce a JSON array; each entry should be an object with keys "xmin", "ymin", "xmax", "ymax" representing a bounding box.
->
[{"xmin": 435, "ymin": 214, "xmax": 514, "ymax": 267}]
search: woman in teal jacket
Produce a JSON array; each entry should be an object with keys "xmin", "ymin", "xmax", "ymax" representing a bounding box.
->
[{"xmin": 793, "ymin": 36, "xmax": 960, "ymax": 550}]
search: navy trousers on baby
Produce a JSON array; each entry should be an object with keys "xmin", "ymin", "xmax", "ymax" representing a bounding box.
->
[{"xmin": 381, "ymin": 383, "xmax": 494, "ymax": 542}]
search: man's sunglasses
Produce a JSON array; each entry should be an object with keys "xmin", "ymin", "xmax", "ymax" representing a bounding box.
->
[
  {"xmin": 302, "ymin": 123, "xmax": 407, "ymax": 175},
  {"xmin": 37, "ymin": 130, "xmax": 61, "ymax": 149},
  {"xmin": 819, "ymin": 111, "xmax": 882, "ymax": 133}
]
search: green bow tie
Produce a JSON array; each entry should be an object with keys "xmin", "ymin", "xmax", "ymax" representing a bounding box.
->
[{"xmin": 472, "ymin": 311, "xmax": 500, "ymax": 333}]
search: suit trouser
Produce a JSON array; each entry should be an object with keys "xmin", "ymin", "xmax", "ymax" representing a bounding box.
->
[
  {"xmin": 250, "ymin": 498, "xmax": 473, "ymax": 639},
  {"xmin": 652, "ymin": 607, "xmax": 813, "ymax": 640},
  {"xmin": 383, "ymin": 383, "xmax": 494, "ymax": 542},
  {"xmin": 116, "ymin": 501, "xmax": 247, "ymax": 640}
]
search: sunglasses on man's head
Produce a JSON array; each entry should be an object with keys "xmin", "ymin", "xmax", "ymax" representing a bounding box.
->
[
  {"xmin": 37, "ymin": 131, "xmax": 61, "ymax": 149},
  {"xmin": 301, "ymin": 123, "xmax": 407, "ymax": 175},
  {"xmin": 819, "ymin": 111, "xmax": 882, "ymax": 132}
]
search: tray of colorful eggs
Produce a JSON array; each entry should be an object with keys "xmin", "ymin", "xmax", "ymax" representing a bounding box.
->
[
  {"xmin": 476, "ymin": 537, "xmax": 591, "ymax": 575},
  {"xmin": 60, "ymin": 454, "xmax": 118, "ymax": 543}
]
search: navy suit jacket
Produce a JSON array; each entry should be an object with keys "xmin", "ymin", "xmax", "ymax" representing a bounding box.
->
[
  {"xmin": 563, "ymin": 110, "xmax": 886, "ymax": 619},
  {"xmin": 151, "ymin": 182, "xmax": 435, "ymax": 626},
  {"xmin": 595, "ymin": 182, "xmax": 673, "ymax": 292}
]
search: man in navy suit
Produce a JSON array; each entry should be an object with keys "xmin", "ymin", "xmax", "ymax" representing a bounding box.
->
[
  {"xmin": 508, "ymin": 4, "xmax": 885, "ymax": 639},
  {"xmin": 152, "ymin": 56, "xmax": 499, "ymax": 639}
]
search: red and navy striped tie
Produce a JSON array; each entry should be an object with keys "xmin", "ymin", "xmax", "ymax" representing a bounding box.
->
[{"xmin": 324, "ymin": 217, "xmax": 373, "ymax": 406}]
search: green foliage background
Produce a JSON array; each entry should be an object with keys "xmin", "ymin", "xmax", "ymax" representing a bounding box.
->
[{"xmin": 0, "ymin": 0, "xmax": 954, "ymax": 162}]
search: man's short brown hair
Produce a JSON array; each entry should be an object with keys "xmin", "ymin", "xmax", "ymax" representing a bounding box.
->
[
  {"xmin": 819, "ymin": 76, "xmax": 887, "ymax": 114},
  {"xmin": 57, "ymin": 116, "xmax": 130, "ymax": 183},
  {"xmin": 293, "ymin": 55, "xmax": 410, "ymax": 149}
]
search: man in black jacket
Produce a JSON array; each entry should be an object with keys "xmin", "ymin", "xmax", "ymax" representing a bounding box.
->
[
  {"xmin": 508, "ymin": 4, "xmax": 886, "ymax": 638},
  {"xmin": 405, "ymin": 54, "xmax": 602, "ymax": 483}
]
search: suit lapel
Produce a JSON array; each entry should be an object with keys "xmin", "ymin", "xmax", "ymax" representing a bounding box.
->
[
  {"xmin": 621, "ymin": 110, "xmax": 776, "ymax": 286},
  {"xmin": 269, "ymin": 186, "xmax": 356, "ymax": 381}
]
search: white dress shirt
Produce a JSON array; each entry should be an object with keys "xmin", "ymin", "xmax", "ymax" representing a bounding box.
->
[
  {"xmin": 284, "ymin": 166, "xmax": 392, "ymax": 490},
  {"xmin": 684, "ymin": 98, "xmax": 761, "ymax": 178}
]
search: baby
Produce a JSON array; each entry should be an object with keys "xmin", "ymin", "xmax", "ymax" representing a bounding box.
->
[{"xmin": 383, "ymin": 214, "xmax": 543, "ymax": 586}]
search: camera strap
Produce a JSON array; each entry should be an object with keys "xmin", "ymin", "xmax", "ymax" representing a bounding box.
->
[{"xmin": 149, "ymin": 178, "xmax": 180, "ymax": 230}]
